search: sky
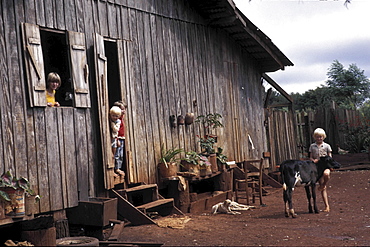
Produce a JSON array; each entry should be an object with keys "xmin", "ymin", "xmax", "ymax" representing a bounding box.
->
[{"xmin": 234, "ymin": 0, "xmax": 370, "ymax": 94}]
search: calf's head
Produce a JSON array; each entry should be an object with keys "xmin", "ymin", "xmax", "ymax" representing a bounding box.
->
[{"xmin": 319, "ymin": 156, "xmax": 341, "ymax": 169}]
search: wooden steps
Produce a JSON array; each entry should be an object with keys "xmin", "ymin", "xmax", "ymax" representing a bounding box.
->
[{"xmin": 110, "ymin": 183, "xmax": 183, "ymax": 226}]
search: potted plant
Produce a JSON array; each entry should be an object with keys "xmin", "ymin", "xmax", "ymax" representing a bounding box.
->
[
  {"xmin": 158, "ymin": 145, "xmax": 183, "ymax": 178},
  {"xmin": 0, "ymin": 170, "xmax": 40, "ymax": 218},
  {"xmin": 198, "ymin": 155, "xmax": 212, "ymax": 176},
  {"xmin": 216, "ymin": 147, "xmax": 228, "ymax": 171},
  {"xmin": 180, "ymin": 151, "xmax": 201, "ymax": 175},
  {"xmin": 195, "ymin": 113, "xmax": 224, "ymax": 142},
  {"xmin": 198, "ymin": 137, "xmax": 218, "ymax": 173}
]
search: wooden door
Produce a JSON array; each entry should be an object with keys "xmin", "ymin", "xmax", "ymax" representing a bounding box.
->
[{"xmin": 95, "ymin": 33, "xmax": 115, "ymax": 189}]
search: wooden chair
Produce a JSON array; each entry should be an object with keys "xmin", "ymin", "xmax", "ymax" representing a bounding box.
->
[{"xmin": 235, "ymin": 158, "xmax": 264, "ymax": 205}]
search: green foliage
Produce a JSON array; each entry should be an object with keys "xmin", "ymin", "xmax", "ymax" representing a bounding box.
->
[
  {"xmin": 326, "ymin": 60, "xmax": 370, "ymax": 109},
  {"xmin": 337, "ymin": 114, "xmax": 370, "ymax": 153},
  {"xmin": 268, "ymin": 60, "xmax": 370, "ymax": 112},
  {"xmin": 182, "ymin": 151, "xmax": 201, "ymax": 166},
  {"xmin": 159, "ymin": 145, "xmax": 183, "ymax": 167},
  {"xmin": 195, "ymin": 113, "xmax": 224, "ymax": 134},
  {"xmin": 0, "ymin": 170, "xmax": 39, "ymax": 202},
  {"xmin": 216, "ymin": 147, "xmax": 228, "ymax": 164},
  {"xmin": 198, "ymin": 137, "xmax": 216, "ymax": 154}
]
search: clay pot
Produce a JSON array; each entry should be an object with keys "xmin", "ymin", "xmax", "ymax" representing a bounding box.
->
[
  {"xmin": 158, "ymin": 162, "xmax": 178, "ymax": 178},
  {"xmin": 185, "ymin": 113, "xmax": 195, "ymax": 125},
  {"xmin": 177, "ymin": 115, "xmax": 185, "ymax": 125},
  {"xmin": 208, "ymin": 154, "xmax": 218, "ymax": 173}
]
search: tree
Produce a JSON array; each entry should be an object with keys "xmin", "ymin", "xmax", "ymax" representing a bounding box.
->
[{"xmin": 326, "ymin": 60, "xmax": 370, "ymax": 109}]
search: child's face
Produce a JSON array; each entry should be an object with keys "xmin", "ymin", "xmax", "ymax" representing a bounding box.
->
[
  {"xmin": 110, "ymin": 113, "xmax": 121, "ymax": 122},
  {"xmin": 120, "ymin": 107, "xmax": 126, "ymax": 116},
  {"xmin": 48, "ymin": 81, "xmax": 60, "ymax": 90},
  {"xmin": 314, "ymin": 134, "xmax": 324, "ymax": 144}
]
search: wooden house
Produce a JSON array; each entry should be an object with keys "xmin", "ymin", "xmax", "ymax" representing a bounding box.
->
[{"xmin": 0, "ymin": 0, "xmax": 293, "ymax": 226}]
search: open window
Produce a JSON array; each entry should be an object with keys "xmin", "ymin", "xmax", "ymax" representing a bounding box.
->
[{"xmin": 22, "ymin": 22, "xmax": 90, "ymax": 108}]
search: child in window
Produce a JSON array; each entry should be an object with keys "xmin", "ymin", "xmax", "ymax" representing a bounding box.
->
[
  {"xmin": 46, "ymin": 72, "xmax": 61, "ymax": 107},
  {"xmin": 113, "ymin": 101, "xmax": 127, "ymax": 177},
  {"xmin": 309, "ymin": 128, "xmax": 333, "ymax": 212}
]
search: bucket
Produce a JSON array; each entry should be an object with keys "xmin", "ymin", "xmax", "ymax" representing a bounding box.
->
[
  {"xmin": 1, "ymin": 188, "xmax": 25, "ymax": 217},
  {"xmin": 158, "ymin": 162, "xmax": 178, "ymax": 178}
]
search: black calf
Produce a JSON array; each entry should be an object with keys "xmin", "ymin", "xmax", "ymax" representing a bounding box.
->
[{"xmin": 279, "ymin": 156, "xmax": 341, "ymax": 218}]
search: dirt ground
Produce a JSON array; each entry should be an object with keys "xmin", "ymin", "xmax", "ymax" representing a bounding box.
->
[{"xmin": 119, "ymin": 153, "xmax": 370, "ymax": 246}]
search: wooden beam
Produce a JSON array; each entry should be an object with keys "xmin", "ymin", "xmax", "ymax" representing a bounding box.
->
[{"xmin": 262, "ymin": 73, "xmax": 293, "ymax": 103}]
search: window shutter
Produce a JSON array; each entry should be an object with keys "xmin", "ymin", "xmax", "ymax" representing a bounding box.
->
[
  {"xmin": 22, "ymin": 23, "xmax": 46, "ymax": 107},
  {"xmin": 68, "ymin": 31, "xmax": 90, "ymax": 108},
  {"xmin": 95, "ymin": 33, "xmax": 115, "ymax": 189}
]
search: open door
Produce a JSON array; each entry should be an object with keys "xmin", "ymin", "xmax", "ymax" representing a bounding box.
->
[{"xmin": 95, "ymin": 33, "xmax": 115, "ymax": 189}]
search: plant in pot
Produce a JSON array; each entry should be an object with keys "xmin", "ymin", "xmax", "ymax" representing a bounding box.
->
[
  {"xmin": 180, "ymin": 151, "xmax": 201, "ymax": 175},
  {"xmin": 198, "ymin": 137, "xmax": 218, "ymax": 173},
  {"xmin": 0, "ymin": 170, "xmax": 40, "ymax": 218},
  {"xmin": 198, "ymin": 155, "xmax": 212, "ymax": 176},
  {"xmin": 195, "ymin": 113, "xmax": 224, "ymax": 142},
  {"xmin": 216, "ymin": 147, "xmax": 228, "ymax": 171},
  {"xmin": 158, "ymin": 146, "xmax": 183, "ymax": 178}
]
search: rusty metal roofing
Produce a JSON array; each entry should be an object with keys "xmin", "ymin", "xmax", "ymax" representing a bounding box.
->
[{"xmin": 188, "ymin": 0, "xmax": 294, "ymax": 73}]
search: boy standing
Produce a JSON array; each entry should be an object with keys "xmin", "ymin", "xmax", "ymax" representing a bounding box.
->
[{"xmin": 309, "ymin": 128, "xmax": 333, "ymax": 212}]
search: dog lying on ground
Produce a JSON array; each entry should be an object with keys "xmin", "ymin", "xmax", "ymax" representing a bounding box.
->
[{"xmin": 211, "ymin": 199, "xmax": 255, "ymax": 215}]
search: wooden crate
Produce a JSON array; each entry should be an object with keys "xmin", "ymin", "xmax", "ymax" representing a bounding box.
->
[{"xmin": 67, "ymin": 197, "xmax": 117, "ymax": 227}]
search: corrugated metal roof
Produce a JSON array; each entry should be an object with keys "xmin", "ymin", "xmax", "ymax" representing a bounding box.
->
[{"xmin": 188, "ymin": 0, "xmax": 294, "ymax": 72}]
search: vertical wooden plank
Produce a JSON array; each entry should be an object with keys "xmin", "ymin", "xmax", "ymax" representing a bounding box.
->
[
  {"xmin": 85, "ymin": 109, "xmax": 97, "ymax": 198},
  {"xmin": 107, "ymin": 2, "xmax": 118, "ymax": 38},
  {"xmin": 0, "ymin": 2, "xmax": 14, "ymax": 174},
  {"xmin": 74, "ymin": 109, "xmax": 89, "ymax": 200},
  {"xmin": 35, "ymin": 0, "xmax": 45, "ymax": 26},
  {"xmin": 44, "ymin": 0, "xmax": 55, "ymax": 28},
  {"xmin": 64, "ymin": 0, "xmax": 77, "ymax": 31},
  {"xmin": 54, "ymin": 0, "xmax": 66, "ymax": 29},
  {"xmin": 75, "ymin": 0, "xmax": 85, "ymax": 33},
  {"xmin": 134, "ymin": 10, "xmax": 150, "ymax": 182},
  {"xmin": 34, "ymin": 109, "xmax": 50, "ymax": 212},
  {"xmin": 45, "ymin": 108, "xmax": 63, "ymax": 211},
  {"xmin": 61, "ymin": 108, "xmax": 78, "ymax": 207},
  {"xmin": 98, "ymin": 0, "xmax": 108, "ymax": 36},
  {"xmin": 120, "ymin": 6, "xmax": 130, "ymax": 40},
  {"xmin": 142, "ymin": 12, "xmax": 159, "ymax": 183}
]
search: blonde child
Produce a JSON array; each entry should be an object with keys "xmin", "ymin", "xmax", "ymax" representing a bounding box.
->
[
  {"xmin": 109, "ymin": 106, "xmax": 122, "ymax": 170},
  {"xmin": 309, "ymin": 128, "xmax": 333, "ymax": 212},
  {"xmin": 46, "ymin": 72, "xmax": 61, "ymax": 107},
  {"xmin": 113, "ymin": 101, "xmax": 127, "ymax": 177}
]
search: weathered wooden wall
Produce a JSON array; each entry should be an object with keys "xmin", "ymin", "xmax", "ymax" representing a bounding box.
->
[{"xmin": 0, "ymin": 0, "xmax": 271, "ymax": 217}]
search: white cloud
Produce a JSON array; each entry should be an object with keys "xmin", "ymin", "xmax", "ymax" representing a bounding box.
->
[{"xmin": 234, "ymin": 0, "xmax": 370, "ymax": 94}]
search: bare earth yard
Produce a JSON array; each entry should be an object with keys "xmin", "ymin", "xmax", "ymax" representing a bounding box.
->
[{"xmin": 119, "ymin": 153, "xmax": 370, "ymax": 246}]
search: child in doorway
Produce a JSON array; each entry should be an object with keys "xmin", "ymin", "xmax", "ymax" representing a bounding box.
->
[
  {"xmin": 309, "ymin": 127, "xmax": 333, "ymax": 212},
  {"xmin": 113, "ymin": 101, "xmax": 127, "ymax": 178},
  {"xmin": 46, "ymin": 72, "xmax": 61, "ymax": 107},
  {"xmin": 109, "ymin": 106, "xmax": 122, "ymax": 177}
]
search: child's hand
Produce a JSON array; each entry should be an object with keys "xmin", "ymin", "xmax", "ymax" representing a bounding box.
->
[{"xmin": 54, "ymin": 102, "xmax": 60, "ymax": 107}]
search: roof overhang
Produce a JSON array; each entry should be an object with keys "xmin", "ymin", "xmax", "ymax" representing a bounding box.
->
[{"xmin": 188, "ymin": 0, "xmax": 294, "ymax": 73}]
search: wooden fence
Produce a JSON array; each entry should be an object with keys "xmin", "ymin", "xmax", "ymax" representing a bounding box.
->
[{"xmin": 267, "ymin": 106, "xmax": 366, "ymax": 170}]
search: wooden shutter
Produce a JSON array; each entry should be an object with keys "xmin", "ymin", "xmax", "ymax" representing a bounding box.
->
[
  {"xmin": 22, "ymin": 23, "xmax": 46, "ymax": 107},
  {"xmin": 68, "ymin": 31, "xmax": 90, "ymax": 108},
  {"xmin": 95, "ymin": 33, "xmax": 115, "ymax": 189}
]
